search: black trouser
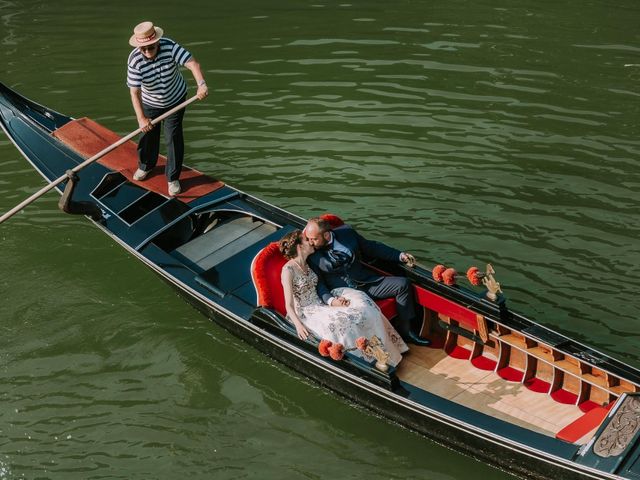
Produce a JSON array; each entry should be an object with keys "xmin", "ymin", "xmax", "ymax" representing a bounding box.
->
[
  {"xmin": 362, "ymin": 276, "xmax": 418, "ymax": 338},
  {"xmin": 137, "ymin": 95, "xmax": 186, "ymax": 182}
]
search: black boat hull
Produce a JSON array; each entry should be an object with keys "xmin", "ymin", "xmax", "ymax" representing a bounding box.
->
[{"xmin": 2, "ymin": 81, "xmax": 640, "ymax": 480}]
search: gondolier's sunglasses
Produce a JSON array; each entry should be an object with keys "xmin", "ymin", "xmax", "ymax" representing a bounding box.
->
[{"xmin": 139, "ymin": 43, "xmax": 158, "ymax": 53}]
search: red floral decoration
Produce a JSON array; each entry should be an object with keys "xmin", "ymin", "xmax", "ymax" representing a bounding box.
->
[
  {"xmin": 328, "ymin": 343, "xmax": 345, "ymax": 361},
  {"xmin": 318, "ymin": 339, "xmax": 333, "ymax": 357},
  {"xmin": 432, "ymin": 264, "xmax": 447, "ymax": 282},
  {"xmin": 466, "ymin": 266, "xmax": 481, "ymax": 286},
  {"xmin": 442, "ymin": 268, "xmax": 457, "ymax": 286},
  {"xmin": 356, "ymin": 337, "xmax": 368, "ymax": 351}
]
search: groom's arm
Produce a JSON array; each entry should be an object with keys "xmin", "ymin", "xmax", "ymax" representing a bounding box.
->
[{"xmin": 353, "ymin": 228, "xmax": 402, "ymax": 263}]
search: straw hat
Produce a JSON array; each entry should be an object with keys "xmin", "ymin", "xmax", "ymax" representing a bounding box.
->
[{"xmin": 129, "ymin": 21, "xmax": 164, "ymax": 47}]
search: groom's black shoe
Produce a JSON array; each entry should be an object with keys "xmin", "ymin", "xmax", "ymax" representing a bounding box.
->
[{"xmin": 403, "ymin": 331, "xmax": 431, "ymax": 347}]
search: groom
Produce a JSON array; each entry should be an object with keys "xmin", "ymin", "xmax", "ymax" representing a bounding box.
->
[{"xmin": 305, "ymin": 216, "xmax": 430, "ymax": 346}]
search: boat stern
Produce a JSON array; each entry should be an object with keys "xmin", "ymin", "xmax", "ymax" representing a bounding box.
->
[{"xmin": 574, "ymin": 393, "xmax": 640, "ymax": 477}]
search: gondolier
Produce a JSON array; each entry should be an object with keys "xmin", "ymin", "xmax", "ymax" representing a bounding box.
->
[{"xmin": 126, "ymin": 21, "xmax": 208, "ymax": 196}]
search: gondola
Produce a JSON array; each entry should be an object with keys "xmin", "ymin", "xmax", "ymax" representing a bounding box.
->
[{"xmin": 1, "ymin": 81, "xmax": 639, "ymax": 480}]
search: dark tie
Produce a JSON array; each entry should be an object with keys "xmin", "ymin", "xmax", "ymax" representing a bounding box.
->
[{"xmin": 327, "ymin": 248, "xmax": 351, "ymax": 268}]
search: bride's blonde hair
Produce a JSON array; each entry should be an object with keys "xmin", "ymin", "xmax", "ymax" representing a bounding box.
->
[{"xmin": 278, "ymin": 230, "xmax": 302, "ymax": 259}]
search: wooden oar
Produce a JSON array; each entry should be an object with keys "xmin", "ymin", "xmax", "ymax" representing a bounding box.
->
[{"xmin": 0, "ymin": 94, "xmax": 200, "ymax": 225}]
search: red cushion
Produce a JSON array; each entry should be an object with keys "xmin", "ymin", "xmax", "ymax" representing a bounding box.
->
[
  {"xmin": 551, "ymin": 389, "xmax": 578, "ymax": 405},
  {"xmin": 471, "ymin": 355, "xmax": 497, "ymax": 371},
  {"xmin": 251, "ymin": 242, "xmax": 287, "ymax": 316},
  {"xmin": 524, "ymin": 378, "xmax": 551, "ymax": 394},
  {"xmin": 579, "ymin": 400, "xmax": 602, "ymax": 413},
  {"xmin": 497, "ymin": 366, "xmax": 525, "ymax": 382},
  {"xmin": 414, "ymin": 285, "xmax": 479, "ymax": 330},
  {"xmin": 555, "ymin": 405, "xmax": 612, "ymax": 443},
  {"xmin": 375, "ymin": 297, "xmax": 397, "ymax": 320},
  {"xmin": 319, "ymin": 213, "xmax": 344, "ymax": 228},
  {"xmin": 447, "ymin": 345, "xmax": 472, "ymax": 360},
  {"xmin": 251, "ymin": 240, "xmax": 399, "ymax": 321}
]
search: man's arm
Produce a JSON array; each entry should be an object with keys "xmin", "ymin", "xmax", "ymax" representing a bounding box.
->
[
  {"xmin": 129, "ymin": 87, "xmax": 153, "ymax": 132},
  {"xmin": 353, "ymin": 228, "xmax": 401, "ymax": 262},
  {"xmin": 353, "ymin": 228, "xmax": 415, "ymax": 266},
  {"xmin": 184, "ymin": 58, "xmax": 209, "ymax": 100}
]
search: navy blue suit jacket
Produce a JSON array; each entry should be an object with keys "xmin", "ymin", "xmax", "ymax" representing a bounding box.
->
[{"xmin": 307, "ymin": 224, "xmax": 402, "ymax": 304}]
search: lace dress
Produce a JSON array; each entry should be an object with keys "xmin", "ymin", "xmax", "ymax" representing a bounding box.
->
[{"xmin": 285, "ymin": 262, "xmax": 408, "ymax": 366}]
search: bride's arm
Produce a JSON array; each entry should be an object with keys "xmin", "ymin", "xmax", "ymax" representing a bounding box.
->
[{"xmin": 281, "ymin": 265, "xmax": 310, "ymax": 340}]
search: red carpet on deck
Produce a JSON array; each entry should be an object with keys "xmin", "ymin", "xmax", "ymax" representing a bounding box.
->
[
  {"xmin": 579, "ymin": 400, "xmax": 601, "ymax": 413},
  {"xmin": 446, "ymin": 345, "xmax": 472, "ymax": 360},
  {"xmin": 555, "ymin": 405, "xmax": 610, "ymax": 443},
  {"xmin": 524, "ymin": 377, "xmax": 551, "ymax": 393},
  {"xmin": 471, "ymin": 355, "xmax": 497, "ymax": 371},
  {"xmin": 497, "ymin": 366, "xmax": 524, "ymax": 382},
  {"xmin": 52, "ymin": 117, "xmax": 224, "ymax": 202},
  {"xmin": 551, "ymin": 389, "xmax": 578, "ymax": 405}
]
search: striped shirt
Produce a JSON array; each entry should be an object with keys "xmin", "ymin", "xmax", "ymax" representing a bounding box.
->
[{"xmin": 126, "ymin": 38, "xmax": 192, "ymax": 108}]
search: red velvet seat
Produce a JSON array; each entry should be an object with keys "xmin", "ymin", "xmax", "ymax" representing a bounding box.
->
[
  {"xmin": 250, "ymin": 240, "xmax": 399, "ymax": 320},
  {"xmin": 375, "ymin": 298, "xmax": 398, "ymax": 320},
  {"xmin": 251, "ymin": 214, "xmax": 399, "ymax": 321},
  {"xmin": 555, "ymin": 402, "xmax": 614, "ymax": 443},
  {"xmin": 250, "ymin": 242, "xmax": 287, "ymax": 316},
  {"xmin": 319, "ymin": 213, "xmax": 345, "ymax": 228}
]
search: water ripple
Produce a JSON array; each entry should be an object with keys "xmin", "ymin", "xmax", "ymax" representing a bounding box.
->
[{"xmin": 0, "ymin": 1, "xmax": 639, "ymax": 478}]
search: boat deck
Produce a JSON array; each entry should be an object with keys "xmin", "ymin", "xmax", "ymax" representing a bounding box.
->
[
  {"xmin": 52, "ymin": 117, "xmax": 225, "ymax": 202},
  {"xmin": 397, "ymin": 346, "xmax": 589, "ymax": 441}
]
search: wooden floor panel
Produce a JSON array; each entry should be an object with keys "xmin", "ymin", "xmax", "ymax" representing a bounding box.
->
[{"xmin": 397, "ymin": 346, "xmax": 585, "ymax": 438}]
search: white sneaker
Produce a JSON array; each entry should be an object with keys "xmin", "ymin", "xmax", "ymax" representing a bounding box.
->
[
  {"xmin": 168, "ymin": 180, "xmax": 181, "ymax": 196},
  {"xmin": 133, "ymin": 168, "xmax": 150, "ymax": 181}
]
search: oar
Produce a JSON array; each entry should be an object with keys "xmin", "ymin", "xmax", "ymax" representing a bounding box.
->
[{"xmin": 0, "ymin": 94, "xmax": 200, "ymax": 225}]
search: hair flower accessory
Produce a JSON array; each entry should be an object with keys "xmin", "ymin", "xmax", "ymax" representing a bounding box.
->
[{"xmin": 356, "ymin": 337, "xmax": 368, "ymax": 351}]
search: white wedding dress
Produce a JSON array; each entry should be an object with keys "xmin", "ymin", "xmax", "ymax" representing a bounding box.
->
[{"xmin": 285, "ymin": 262, "xmax": 408, "ymax": 366}]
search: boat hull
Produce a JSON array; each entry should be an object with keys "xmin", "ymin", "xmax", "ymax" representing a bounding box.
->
[
  {"xmin": 160, "ymin": 271, "xmax": 606, "ymax": 480},
  {"xmin": 2, "ymin": 81, "xmax": 640, "ymax": 480}
]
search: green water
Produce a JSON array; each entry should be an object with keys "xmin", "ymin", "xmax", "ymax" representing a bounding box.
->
[{"xmin": 1, "ymin": 0, "xmax": 639, "ymax": 478}]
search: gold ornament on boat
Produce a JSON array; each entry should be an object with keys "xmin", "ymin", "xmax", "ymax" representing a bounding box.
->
[
  {"xmin": 358, "ymin": 336, "xmax": 390, "ymax": 372},
  {"xmin": 482, "ymin": 264, "xmax": 502, "ymax": 301},
  {"xmin": 593, "ymin": 395, "xmax": 640, "ymax": 457}
]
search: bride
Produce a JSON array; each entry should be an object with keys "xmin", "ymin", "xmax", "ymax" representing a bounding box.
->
[{"xmin": 279, "ymin": 230, "xmax": 408, "ymax": 366}]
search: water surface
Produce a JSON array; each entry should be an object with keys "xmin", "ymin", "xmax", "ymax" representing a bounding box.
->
[{"xmin": 1, "ymin": 1, "xmax": 639, "ymax": 478}]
